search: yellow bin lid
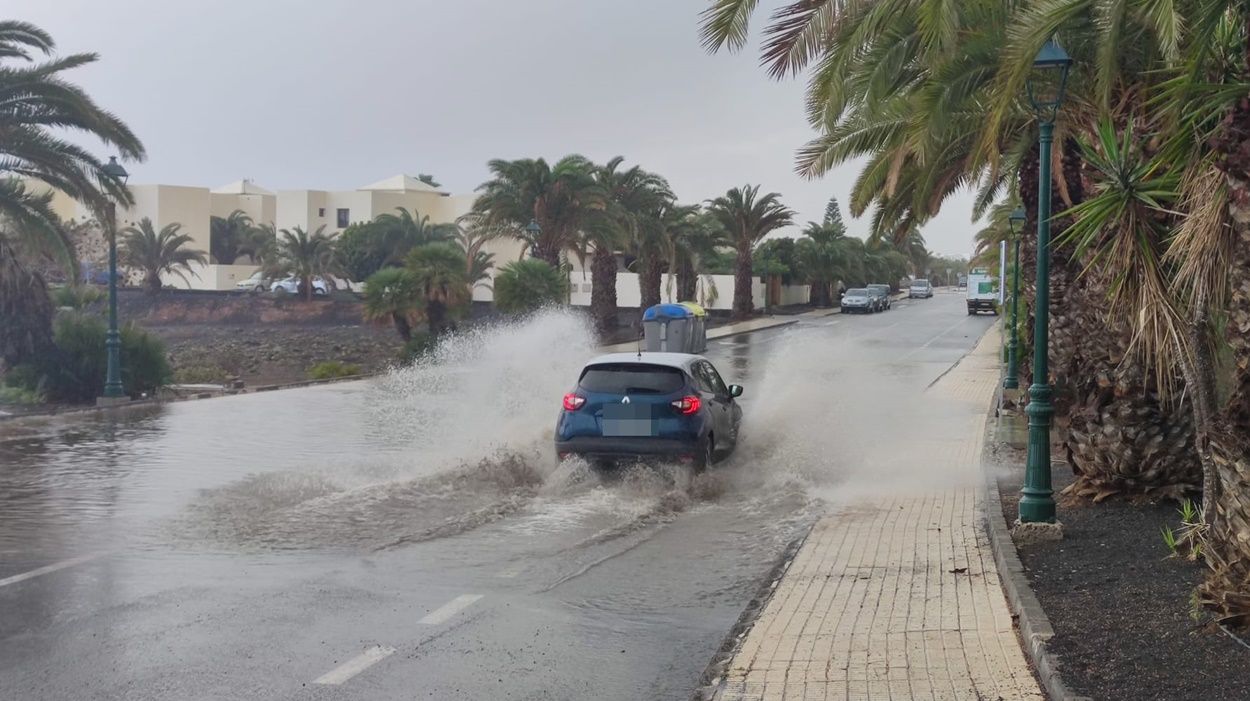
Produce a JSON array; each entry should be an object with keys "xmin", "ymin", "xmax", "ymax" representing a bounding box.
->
[{"xmin": 678, "ymin": 302, "xmax": 706, "ymax": 317}]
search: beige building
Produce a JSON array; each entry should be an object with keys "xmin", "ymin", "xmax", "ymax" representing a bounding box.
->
[{"xmin": 37, "ymin": 174, "xmax": 526, "ymax": 291}]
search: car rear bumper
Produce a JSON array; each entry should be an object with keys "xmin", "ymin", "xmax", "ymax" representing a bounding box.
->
[
  {"xmin": 556, "ymin": 436, "xmax": 699, "ymax": 461},
  {"xmin": 967, "ymin": 299, "xmax": 996, "ymax": 309}
]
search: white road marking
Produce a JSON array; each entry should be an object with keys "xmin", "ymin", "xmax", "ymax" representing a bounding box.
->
[
  {"xmin": 418, "ymin": 594, "xmax": 483, "ymax": 625},
  {"xmin": 0, "ymin": 553, "xmax": 103, "ymax": 588},
  {"xmin": 496, "ymin": 565, "xmax": 522, "ymax": 578},
  {"xmin": 312, "ymin": 645, "xmax": 395, "ymax": 685}
]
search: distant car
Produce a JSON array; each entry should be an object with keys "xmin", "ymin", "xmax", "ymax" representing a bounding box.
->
[
  {"xmin": 840, "ymin": 288, "xmax": 875, "ymax": 314},
  {"xmin": 235, "ymin": 271, "xmax": 269, "ymax": 292},
  {"xmin": 909, "ymin": 279, "xmax": 933, "ymax": 299},
  {"xmin": 554, "ymin": 352, "xmax": 743, "ymax": 471},
  {"xmin": 270, "ymin": 276, "xmax": 330, "ymax": 296},
  {"xmin": 866, "ymin": 284, "xmax": 892, "ymax": 310}
]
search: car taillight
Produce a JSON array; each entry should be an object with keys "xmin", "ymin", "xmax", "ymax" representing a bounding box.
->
[
  {"xmin": 562, "ymin": 393, "xmax": 585, "ymax": 411},
  {"xmin": 671, "ymin": 395, "xmax": 701, "ymax": 415}
]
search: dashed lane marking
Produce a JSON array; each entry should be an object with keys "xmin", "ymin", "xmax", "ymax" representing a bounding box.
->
[
  {"xmin": 418, "ymin": 594, "xmax": 483, "ymax": 625},
  {"xmin": 0, "ymin": 553, "xmax": 104, "ymax": 588},
  {"xmin": 312, "ymin": 645, "xmax": 395, "ymax": 685}
]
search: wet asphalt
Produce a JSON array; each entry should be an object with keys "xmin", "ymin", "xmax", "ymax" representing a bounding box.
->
[{"xmin": 0, "ymin": 291, "xmax": 995, "ymax": 700}]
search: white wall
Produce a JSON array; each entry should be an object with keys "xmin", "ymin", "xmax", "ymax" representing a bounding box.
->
[
  {"xmin": 563, "ymin": 272, "xmax": 770, "ymax": 311},
  {"xmin": 210, "ymin": 192, "xmax": 276, "ymax": 226},
  {"xmin": 778, "ymin": 284, "xmax": 811, "ymax": 306}
]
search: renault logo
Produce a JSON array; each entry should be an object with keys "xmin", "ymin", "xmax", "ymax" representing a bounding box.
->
[{"xmin": 621, "ymin": 396, "xmax": 631, "ymax": 404}]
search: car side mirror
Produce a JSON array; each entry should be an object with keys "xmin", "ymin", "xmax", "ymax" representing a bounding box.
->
[{"xmin": 729, "ymin": 384, "xmax": 743, "ymax": 398}]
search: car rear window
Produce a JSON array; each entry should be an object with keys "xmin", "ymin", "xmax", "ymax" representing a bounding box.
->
[{"xmin": 578, "ymin": 364, "xmax": 685, "ymax": 394}]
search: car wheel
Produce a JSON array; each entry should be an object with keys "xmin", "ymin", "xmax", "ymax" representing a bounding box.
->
[
  {"xmin": 273, "ymin": 286, "xmax": 288, "ymax": 295},
  {"xmin": 254, "ymin": 285, "xmax": 264, "ymax": 292},
  {"xmin": 314, "ymin": 288, "xmax": 328, "ymax": 297},
  {"xmin": 692, "ymin": 435, "xmax": 713, "ymax": 473}
]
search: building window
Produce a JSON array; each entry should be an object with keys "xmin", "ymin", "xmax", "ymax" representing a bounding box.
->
[
  {"xmin": 336, "ymin": 208, "xmax": 349, "ymax": 228},
  {"xmin": 317, "ymin": 208, "xmax": 325, "ymax": 217}
]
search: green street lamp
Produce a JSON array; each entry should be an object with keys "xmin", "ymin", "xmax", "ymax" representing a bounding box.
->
[
  {"xmin": 1003, "ymin": 206, "xmax": 1027, "ymax": 390},
  {"xmin": 99, "ymin": 156, "xmax": 129, "ymax": 403},
  {"xmin": 525, "ymin": 219, "xmax": 541, "ymax": 259},
  {"xmin": 1020, "ymin": 38, "xmax": 1073, "ymax": 524}
]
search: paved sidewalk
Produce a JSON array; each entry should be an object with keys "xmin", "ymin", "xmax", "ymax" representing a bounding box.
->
[{"xmin": 714, "ymin": 329, "xmax": 1043, "ymax": 701}]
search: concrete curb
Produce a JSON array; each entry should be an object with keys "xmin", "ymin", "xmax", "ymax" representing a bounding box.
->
[
  {"xmin": 691, "ymin": 527, "xmax": 811, "ymax": 701},
  {"xmin": 982, "ymin": 416, "xmax": 1092, "ymax": 701}
]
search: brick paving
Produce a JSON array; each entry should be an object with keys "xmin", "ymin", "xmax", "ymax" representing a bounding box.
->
[{"xmin": 715, "ymin": 331, "xmax": 1043, "ymax": 701}]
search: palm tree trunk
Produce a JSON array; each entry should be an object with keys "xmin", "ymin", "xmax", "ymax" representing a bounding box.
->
[
  {"xmin": 302, "ymin": 275, "xmax": 313, "ymax": 302},
  {"xmin": 732, "ymin": 243, "xmax": 754, "ymax": 320},
  {"xmin": 532, "ymin": 242, "xmax": 560, "ymax": 268},
  {"xmin": 0, "ymin": 238, "xmax": 56, "ymax": 370},
  {"xmin": 146, "ymin": 271, "xmax": 161, "ymax": 294},
  {"xmin": 639, "ymin": 255, "xmax": 663, "ymax": 310},
  {"xmin": 392, "ymin": 312, "xmax": 412, "ymax": 342},
  {"xmin": 590, "ymin": 248, "xmax": 618, "ymax": 336},
  {"xmin": 427, "ymin": 299, "xmax": 448, "ymax": 336},
  {"xmin": 677, "ymin": 258, "xmax": 697, "ymax": 301},
  {"xmin": 1201, "ymin": 68, "xmax": 1250, "ymax": 624}
]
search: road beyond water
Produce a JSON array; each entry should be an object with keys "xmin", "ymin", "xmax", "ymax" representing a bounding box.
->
[{"xmin": 0, "ymin": 291, "xmax": 995, "ymax": 700}]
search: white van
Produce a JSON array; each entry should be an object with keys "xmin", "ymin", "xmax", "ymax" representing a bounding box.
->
[{"xmin": 966, "ymin": 270, "xmax": 998, "ymax": 315}]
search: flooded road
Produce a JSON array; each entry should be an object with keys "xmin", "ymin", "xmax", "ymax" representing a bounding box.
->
[{"xmin": 0, "ymin": 292, "xmax": 994, "ymax": 700}]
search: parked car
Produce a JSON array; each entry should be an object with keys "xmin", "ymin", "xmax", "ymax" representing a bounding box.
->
[
  {"xmin": 270, "ymin": 276, "xmax": 330, "ymax": 296},
  {"xmin": 235, "ymin": 271, "xmax": 269, "ymax": 292},
  {"xmin": 840, "ymin": 288, "xmax": 875, "ymax": 314},
  {"xmin": 866, "ymin": 284, "xmax": 892, "ymax": 310},
  {"xmin": 909, "ymin": 279, "xmax": 933, "ymax": 298},
  {"xmin": 555, "ymin": 352, "xmax": 743, "ymax": 471}
]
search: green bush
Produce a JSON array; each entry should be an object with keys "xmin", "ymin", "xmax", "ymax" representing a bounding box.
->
[
  {"xmin": 51, "ymin": 285, "xmax": 104, "ymax": 310},
  {"xmin": 3, "ymin": 364, "xmax": 42, "ymax": 391},
  {"xmin": 399, "ymin": 331, "xmax": 436, "ymax": 364},
  {"xmin": 0, "ymin": 384, "xmax": 45, "ymax": 405},
  {"xmin": 307, "ymin": 360, "xmax": 362, "ymax": 380},
  {"xmin": 493, "ymin": 259, "xmax": 568, "ymax": 315},
  {"xmin": 34, "ymin": 312, "xmax": 171, "ymax": 402},
  {"xmin": 121, "ymin": 324, "xmax": 172, "ymax": 396}
]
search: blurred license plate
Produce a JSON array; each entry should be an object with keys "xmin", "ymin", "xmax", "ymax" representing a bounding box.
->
[
  {"xmin": 602, "ymin": 419, "xmax": 656, "ymax": 437},
  {"xmin": 602, "ymin": 404, "xmax": 656, "ymax": 436}
]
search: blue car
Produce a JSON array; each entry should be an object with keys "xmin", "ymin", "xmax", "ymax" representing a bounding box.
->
[{"xmin": 555, "ymin": 352, "xmax": 743, "ymax": 471}]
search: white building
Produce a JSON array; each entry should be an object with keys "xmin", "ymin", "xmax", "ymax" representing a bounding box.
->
[{"xmin": 38, "ymin": 174, "xmax": 525, "ymax": 291}]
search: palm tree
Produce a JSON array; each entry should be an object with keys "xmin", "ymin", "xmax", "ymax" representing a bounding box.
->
[
  {"xmin": 0, "ymin": 21, "xmax": 145, "ymax": 369},
  {"xmin": 275, "ymin": 225, "xmax": 339, "ymax": 301},
  {"xmin": 585, "ymin": 157, "xmax": 673, "ymax": 332},
  {"xmin": 472, "ymin": 155, "xmax": 604, "ymax": 267},
  {"xmin": 636, "ymin": 202, "xmax": 697, "ymax": 309},
  {"xmin": 407, "ymin": 243, "xmax": 469, "ymax": 336},
  {"xmin": 373, "ymin": 207, "xmax": 455, "ymax": 265},
  {"xmin": 794, "ymin": 221, "xmax": 855, "ymax": 307},
  {"xmin": 493, "ymin": 259, "xmax": 568, "ymax": 315},
  {"xmin": 706, "ymin": 185, "xmax": 794, "ymax": 319},
  {"xmin": 454, "ymin": 212, "xmax": 502, "ymax": 296},
  {"xmin": 362, "ymin": 267, "xmax": 420, "ymax": 341},
  {"xmin": 209, "ymin": 209, "xmax": 256, "ymax": 264},
  {"xmin": 670, "ymin": 210, "xmax": 726, "ymax": 302},
  {"xmin": 118, "ymin": 218, "xmax": 207, "ymax": 293}
]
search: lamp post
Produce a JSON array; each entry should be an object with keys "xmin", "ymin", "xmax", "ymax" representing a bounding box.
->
[
  {"xmin": 525, "ymin": 219, "xmax": 541, "ymax": 259},
  {"xmin": 99, "ymin": 156, "xmax": 129, "ymax": 404},
  {"xmin": 1004, "ymin": 206, "xmax": 1027, "ymax": 390},
  {"xmin": 1019, "ymin": 39, "xmax": 1073, "ymax": 524}
]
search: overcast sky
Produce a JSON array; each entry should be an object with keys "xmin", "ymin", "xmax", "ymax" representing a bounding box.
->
[{"xmin": 15, "ymin": 0, "xmax": 979, "ymax": 257}]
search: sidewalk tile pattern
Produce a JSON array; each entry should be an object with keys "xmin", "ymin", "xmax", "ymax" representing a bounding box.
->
[{"xmin": 715, "ymin": 332, "xmax": 1043, "ymax": 701}]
